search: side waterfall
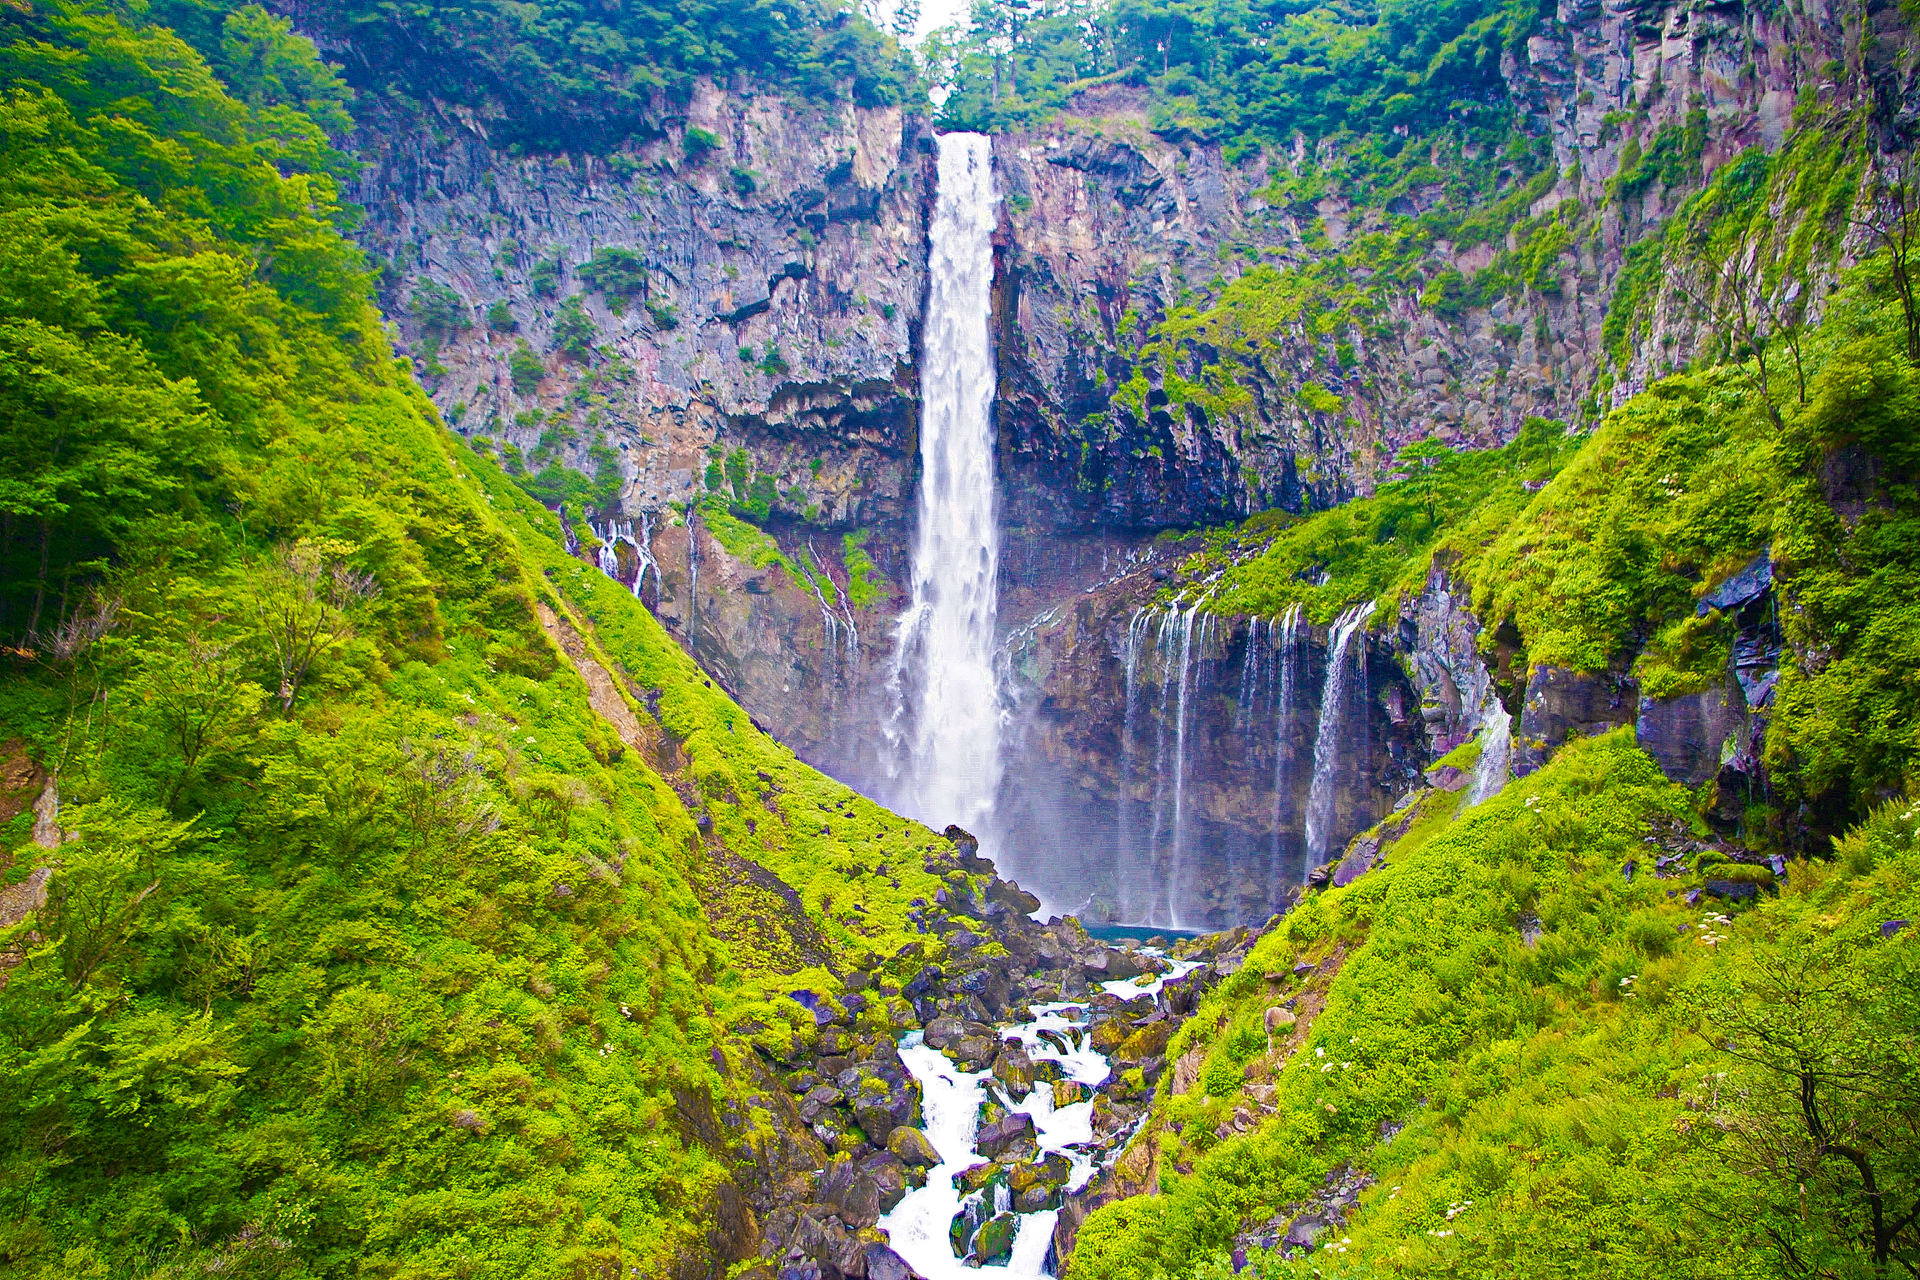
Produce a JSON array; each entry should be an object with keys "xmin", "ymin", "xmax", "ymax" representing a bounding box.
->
[
  {"xmin": 883, "ymin": 132, "xmax": 1002, "ymax": 833},
  {"xmin": 1303, "ymin": 601, "xmax": 1376, "ymax": 870},
  {"xmin": 1269, "ymin": 603, "xmax": 1304, "ymax": 882},
  {"xmin": 1470, "ymin": 701, "xmax": 1513, "ymax": 804}
]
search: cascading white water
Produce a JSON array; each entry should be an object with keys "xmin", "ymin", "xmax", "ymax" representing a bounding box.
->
[
  {"xmin": 1469, "ymin": 701, "xmax": 1513, "ymax": 805},
  {"xmin": 1164, "ymin": 605, "xmax": 1213, "ymax": 928},
  {"xmin": 1269, "ymin": 602, "xmax": 1304, "ymax": 880},
  {"xmin": 884, "ymin": 132, "xmax": 1002, "ymax": 833},
  {"xmin": 1118, "ymin": 609, "xmax": 1153, "ymax": 923},
  {"xmin": 1303, "ymin": 601, "xmax": 1376, "ymax": 869}
]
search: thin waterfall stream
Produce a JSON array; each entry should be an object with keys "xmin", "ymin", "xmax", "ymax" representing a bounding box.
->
[{"xmin": 1303, "ymin": 601, "xmax": 1376, "ymax": 871}]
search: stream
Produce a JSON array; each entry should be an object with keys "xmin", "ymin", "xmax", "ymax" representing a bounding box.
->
[{"xmin": 876, "ymin": 955, "xmax": 1203, "ymax": 1276}]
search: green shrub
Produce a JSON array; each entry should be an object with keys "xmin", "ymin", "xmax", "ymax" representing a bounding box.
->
[
  {"xmin": 553, "ymin": 295, "xmax": 597, "ymax": 359},
  {"xmin": 509, "ymin": 339, "xmax": 544, "ymax": 392}
]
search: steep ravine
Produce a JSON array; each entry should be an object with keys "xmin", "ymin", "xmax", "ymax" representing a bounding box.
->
[{"xmin": 345, "ymin": 0, "xmax": 1898, "ymax": 924}]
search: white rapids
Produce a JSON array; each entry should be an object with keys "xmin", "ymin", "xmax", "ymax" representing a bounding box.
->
[{"xmin": 878, "ymin": 953, "xmax": 1200, "ymax": 1275}]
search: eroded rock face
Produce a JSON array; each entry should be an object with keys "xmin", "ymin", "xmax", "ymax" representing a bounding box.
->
[{"xmin": 353, "ymin": 82, "xmax": 937, "ymax": 786}]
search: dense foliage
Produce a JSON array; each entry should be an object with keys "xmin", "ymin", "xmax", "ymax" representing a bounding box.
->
[
  {"xmin": 152, "ymin": 0, "xmax": 918, "ymax": 150},
  {"xmin": 929, "ymin": 0, "xmax": 1540, "ymax": 142},
  {"xmin": 0, "ymin": 7, "xmax": 962, "ymax": 1275}
]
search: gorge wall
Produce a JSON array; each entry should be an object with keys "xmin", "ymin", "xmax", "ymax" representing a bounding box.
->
[{"xmin": 351, "ymin": 0, "xmax": 1903, "ymax": 925}]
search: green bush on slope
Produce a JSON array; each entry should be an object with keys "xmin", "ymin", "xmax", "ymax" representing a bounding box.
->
[{"xmin": 0, "ymin": 8, "xmax": 954, "ymax": 1276}]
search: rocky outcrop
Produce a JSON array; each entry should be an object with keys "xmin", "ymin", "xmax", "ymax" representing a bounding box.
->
[
  {"xmin": 1515, "ymin": 664, "xmax": 1640, "ymax": 776},
  {"xmin": 362, "ymin": 84, "xmax": 930, "ymax": 534}
]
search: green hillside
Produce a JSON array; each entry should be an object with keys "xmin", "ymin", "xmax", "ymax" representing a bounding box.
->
[{"xmin": 0, "ymin": 8, "xmax": 958, "ymax": 1275}]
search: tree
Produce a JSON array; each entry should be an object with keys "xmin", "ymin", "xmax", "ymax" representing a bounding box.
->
[
  {"xmin": 578, "ymin": 247, "xmax": 647, "ymax": 298},
  {"xmin": 509, "ymin": 339, "xmax": 544, "ymax": 393},
  {"xmin": 126, "ymin": 620, "xmax": 266, "ymax": 810},
  {"xmin": 248, "ymin": 537, "xmax": 379, "ymax": 715},
  {"xmin": 553, "ymin": 295, "xmax": 598, "ymax": 360},
  {"xmin": 1672, "ymin": 216, "xmax": 1807, "ymax": 425},
  {"xmin": 1707, "ymin": 921, "xmax": 1920, "ymax": 1278},
  {"xmin": 39, "ymin": 802, "xmax": 198, "ymax": 990},
  {"xmin": 1855, "ymin": 155, "xmax": 1920, "ymax": 367},
  {"xmin": 1387, "ymin": 437, "xmax": 1452, "ymax": 525}
]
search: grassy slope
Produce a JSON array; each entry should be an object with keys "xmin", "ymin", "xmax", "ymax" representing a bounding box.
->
[{"xmin": 1070, "ymin": 733, "xmax": 1919, "ymax": 1279}]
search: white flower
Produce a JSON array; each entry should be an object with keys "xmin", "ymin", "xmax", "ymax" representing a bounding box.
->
[{"xmin": 1316, "ymin": 1046, "xmax": 1326, "ymax": 1058}]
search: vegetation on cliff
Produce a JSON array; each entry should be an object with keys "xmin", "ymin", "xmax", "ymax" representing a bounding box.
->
[
  {"xmin": 930, "ymin": 0, "xmax": 1533, "ymax": 143},
  {"xmin": 149, "ymin": 0, "xmax": 916, "ymax": 151},
  {"xmin": 1076, "ymin": 106, "xmax": 1920, "ymax": 1279},
  {"xmin": 1162, "ymin": 117, "xmax": 1920, "ymax": 849}
]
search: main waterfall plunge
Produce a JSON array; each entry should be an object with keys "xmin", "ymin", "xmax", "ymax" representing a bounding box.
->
[
  {"xmin": 883, "ymin": 132, "xmax": 1003, "ymax": 834},
  {"xmin": 877, "ymin": 132, "xmax": 1403, "ymax": 929}
]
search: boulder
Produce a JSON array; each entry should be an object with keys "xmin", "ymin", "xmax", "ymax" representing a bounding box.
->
[
  {"xmin": 991, "ymin": 1043, "xmax": 1037, "ymax": 1092},
  {"xmin": 797, "ymin": 1083, "xmax": 844, "ymax": 1122},
  {"xmin": 863, "ymin": 1244, "xmax": 924, "ymax": 1280},
  {"xmin": 953, "ymin": 1036, "xmax": 997, "ymax": 1070},
  {"xmin": 1264, "ymin": 1006, "xmax": 1296, "ymax": 1035},
  {"xmin": 976, "ymin": 1112, "xmax": 1037, "ymax": 1162},
  {"xmin": 970, "ymin": 1213, "xmax": 1017, "ymax": 1265},
  {"xmin": 922, "ymin": 1016, "xmax": 965, "ymax": 1050},
  {"xmin": 887, "ymin": 1125, "xmax": 940, "ymax": 1168}
]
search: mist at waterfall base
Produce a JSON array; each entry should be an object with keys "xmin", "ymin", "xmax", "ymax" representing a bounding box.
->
[
  {"xmin": 992, "ymin": 604, "xmax": 1404, "ymax": 932},
  {"xmin": 880, "ymin": 131, "xmax": 1004, "ymax": 838},
  {"xmin": 838, "ymin": 131, "xmax": 1404, "ymax": 933}
]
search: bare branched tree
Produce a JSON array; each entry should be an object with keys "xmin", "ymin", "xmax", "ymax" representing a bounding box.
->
[
  {"xmin": 1852, "ymin": 152, "xmax": 1920, "ymax": 365},
  {"xmin": 1671, "ymin": 216, "xmax": 1807, "ymax": 426},
  {"xmin": 251, "ymin": 539, "xmax": 379, "ymax": 715}
]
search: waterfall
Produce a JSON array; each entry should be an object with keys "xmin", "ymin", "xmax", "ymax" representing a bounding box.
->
[
  {"xmin": 1268, "ymin": 603, "xmax": 1304, "ymax": 882},
  {"xmin": 883, "ymin": 132, "xmax": 1001, "ymax": 833},
  {"xmin": 1118, "ymin": 609, "xmax": 1153, "ymax": 923},
  {"xmin": 1470, "ymin": 701, "xmax": 1512, "ymax": 804},
  {"xmin": 593, "ymin": 515, "xmax": 658, "ymax": 599},
  {"xmin": 1237, "ymin": 616, "xmax": 1265, "ymax": 714},
  {"xmin": 1303, "ymin": 601, "xmax": 1375, "ymax": 870},
  {"xmin": 1164, "ymin": 604, "xmax": 1208, "ymax": 928}
]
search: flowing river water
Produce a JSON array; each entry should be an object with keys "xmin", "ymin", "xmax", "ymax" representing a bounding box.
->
[{"xmin": 876, "ymin": 956, "xmax": 1203, "ymax": 1276}]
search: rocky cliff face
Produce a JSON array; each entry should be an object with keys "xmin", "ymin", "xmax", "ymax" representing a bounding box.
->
[
  {"xmin": 988, "ymin": 0, "xmax": 1888, "ymax": 532},
  {"xmin": 354, "ymin": 83, "xmax": 936, "ymax": 785}
]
